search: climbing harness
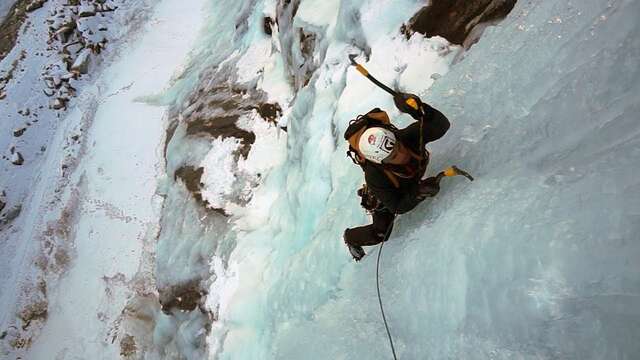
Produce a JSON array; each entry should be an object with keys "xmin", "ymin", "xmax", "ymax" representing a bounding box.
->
[{"xmin": 376, "ymin": 216, "xmax": 398, "ymax": 360}]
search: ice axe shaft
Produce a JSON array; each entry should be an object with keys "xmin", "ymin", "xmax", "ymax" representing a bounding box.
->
[
  {"xmin": 349, "ymin": 54, "xmax": 397, "ymax": 97},
  {"xmin": 348, "ymin": 55, "xmax": 419, "ymax": 111}
]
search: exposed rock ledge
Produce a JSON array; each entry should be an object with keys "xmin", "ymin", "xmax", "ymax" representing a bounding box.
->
[{"xmin": 403, "ymin": 0, "xmax": 517, "ymax": 48}]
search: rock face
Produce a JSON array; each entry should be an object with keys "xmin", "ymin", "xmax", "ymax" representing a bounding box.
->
[
  {"xmin": 25, "ymin": 0, "xmax": 47, "ymax": 13},
  {"xmin": 158, "ymin": 279, "xmax": 206, "ymax": 314},
  {"xmin": 263, "ymin": 16, "xmax": 274, "ymax": 35},
  {"xmin": 0, "ymin": 191, "xmax": 6, "ymax": 213},
  {"xmin": 13, "ymin": 127, "xmax": 27, "ymax": 137},
  {"xmin": 404, "ymin": 0, "xmax": 517, "ymax": 45},
  {"xmin": 78, "ymin": 4, "xmax": 96, "ymax": 17},
  {"xmin": 9, "ymin": 146, "xmax": 24, "ymax": 165},
  {"xmin": 10, "ymin": 151, "xmax": 24, "ymax": 165},
  {"xmin": 70, "ymin": 48, "xmax": 91, "ymax": 74}
]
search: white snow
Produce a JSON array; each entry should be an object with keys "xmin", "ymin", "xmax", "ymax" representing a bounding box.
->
[
  {"xmin": 200, "ymin": 137, "xmax": 241, "ymax": 210},
  {"xmin": 296, "ymin": 0, "xmax": 340, "ymax": 28},
  {"xmin": 1, "ymin": 0, "xmax": 208, "ymax": 358},
  {"xmin": 236, "ymin": 114, "xmax": 287, "ymax": 177}
]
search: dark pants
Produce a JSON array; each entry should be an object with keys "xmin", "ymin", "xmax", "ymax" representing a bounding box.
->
[
  {"xmin": 344, "ymin": 208, "xmax": 395, "ymax": 247},
  {"xmin": 344, "ymin": 173, "xmax": 446, "ymax": 248}
]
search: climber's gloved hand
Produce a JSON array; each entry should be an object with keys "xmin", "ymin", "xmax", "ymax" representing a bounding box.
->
[
  {"xmin": 357, "ymin": 185, "xmax": 380, "ymax": 211},
  {"xmin": 393, "ymin": 92, "xmax": 423, "ymax": 118},
  {"xmin": 418, "ymin": 178, "xmax": 440, "ymax": 198}
]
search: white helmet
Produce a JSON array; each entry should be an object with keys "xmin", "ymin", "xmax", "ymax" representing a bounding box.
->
[{"xmin": 358, "ymin": 127, "xmax": 396, "ymax": 164}]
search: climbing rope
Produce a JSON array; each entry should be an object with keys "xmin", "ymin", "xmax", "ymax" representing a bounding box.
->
[{"xmin": 376, "ymin": 219, "xmax": 398, "ymax": 360}]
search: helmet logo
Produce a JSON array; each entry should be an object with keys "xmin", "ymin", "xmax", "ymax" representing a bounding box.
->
[
  {"xmin": 382, "ymin": 137, "xmax": 395, "ymax": 151},
  {"xmin": 368, "ymin": 134, "xmax": 376, "ymax": 145}
]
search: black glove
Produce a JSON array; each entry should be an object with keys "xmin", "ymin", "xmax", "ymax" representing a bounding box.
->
[
  {"xmin": 418, "ymin": 177, "xmax": 440, "ymax": 198},
  {"xmin": 393, "ymin": 92, "xmax": 423, "ymax": 119},
  {"xmin": 357, "ymin": 185, "xmax": 380, "ymax": 211}
]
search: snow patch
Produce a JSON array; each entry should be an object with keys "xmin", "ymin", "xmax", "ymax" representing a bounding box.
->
[{"xmin": 200, "ymin": 137, "xmax": 241, "ymax": 209}]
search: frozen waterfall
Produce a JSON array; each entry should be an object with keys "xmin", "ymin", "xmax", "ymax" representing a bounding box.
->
[
  {"xmin": 0, "ymin": 0, "xmax": 638, "ymax": 359},
  {"xmin": 199, "ymin": 0, "xmax": 640, "ymax": 359}
]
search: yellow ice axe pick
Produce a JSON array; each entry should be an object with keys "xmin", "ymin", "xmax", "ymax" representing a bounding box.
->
[{"xmin": 443, "ymin": 166, "xmax": 474, "ymax": 181}]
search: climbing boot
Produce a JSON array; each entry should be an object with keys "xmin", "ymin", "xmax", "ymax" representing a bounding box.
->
[
  {"xmin": 347, "ymin": 243, "xmax": 366, "ymax": 262},
  {"xmin": 344, "ymin": 230, "xmax": 366, "ymax": 261}
]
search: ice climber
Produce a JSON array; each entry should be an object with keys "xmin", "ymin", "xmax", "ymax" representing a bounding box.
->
[{"xmin": 343, "ymin": 93, "xmax": 473, "ymax": 261}]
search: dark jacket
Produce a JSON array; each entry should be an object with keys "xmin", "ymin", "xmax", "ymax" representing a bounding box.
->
[{"xmin": 364, "ymin": 104, "xmax": 450, "ymax": 214}]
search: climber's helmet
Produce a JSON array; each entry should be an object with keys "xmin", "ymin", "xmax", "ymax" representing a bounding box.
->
[{"xmin": 358, "ymin": 127, "xmax": 396, "ymax": 164}]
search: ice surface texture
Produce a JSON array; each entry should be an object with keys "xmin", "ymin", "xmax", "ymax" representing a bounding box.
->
[
  {"xmin": 2, "ymin": 0, "xmax": 637, "ymax": 358},
  {"xmin": 199, "ymin": 0, "xmax": 640, "ymax": 359}
]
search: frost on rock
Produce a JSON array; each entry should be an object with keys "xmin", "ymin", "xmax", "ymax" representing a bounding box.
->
[
  {"xmin": 10, "ymin": 150, "xmax": 24, "ymax": 165},
  {"xmin": 70, "ymin": 48, "xmax": 91, "ymax": 74}
]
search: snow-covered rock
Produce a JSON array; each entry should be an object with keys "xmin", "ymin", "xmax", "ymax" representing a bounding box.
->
[
  {"xmin": 50, "ymin": 97, "xmax": 66, "ymax": 110},
  {"xmin": 25, "ymin": 0, "xmax": 46, "ymax": 13},
  {"xmin": 0, "ymin": 191, "xmax": 6, "ymax": 213},
  {"xmin": 13, "ymin": 127, "xmax": 26, "ymax": 137},
  {"xmin": 78, "ymin": 4, "xmax": 96, "ymax": 18},
  {"xmin": 10, "ymin": 151, "xmax": 23, "ymax": 165},
  {"xmin": 70, "ymin": 48, "xmax": 91, "ymax": 74}
]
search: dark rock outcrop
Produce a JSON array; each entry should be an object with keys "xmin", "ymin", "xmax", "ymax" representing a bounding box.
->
[
  {"xmin": 0, "ymin": 191, "xmax": 6, "ymax": 213},
  {"xmin": 263, "ymin": 16, "xmax": 274, "ymax": 35},
  {"xmin": 252, "ymin": 102, "xmax": 282, "ymax": 124},
  {"xmin": 25, "ymin": 0, "xmax": 46, "ymax": 13},
  {"xmin": 403, "ymin": 0, "xmax": 517, "ymax": 45},
  {"xmin": 13, "ymin": 127, "xmax": 27, "ymax": 137},
  {"xmin": 10, "ymin": 148, "xmax": 24, "ymax": 165},
  {"xmin": 158, "ymin": 280, "xmax": 207, "ymax": 314},
  {"xmin": 185, "ymin": 113, "xmax": 255, "ymax": 158},
  {"xmin": 173, "ymin": 165, "xmax": 229, "ymax": 217}
]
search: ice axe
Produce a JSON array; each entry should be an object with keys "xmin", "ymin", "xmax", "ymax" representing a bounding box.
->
[{"xmin": 348, "ymin": 54, "xmax": 420, "ymax": 112}]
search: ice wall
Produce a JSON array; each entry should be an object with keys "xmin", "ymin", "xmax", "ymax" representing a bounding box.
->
[
  {"xmin": 411, "ymin": 1, "xmax": 640, "ymax": 357},
  {"xmin": 197, "ymin": 0, "xmax": 640, "ymax": 359}
]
